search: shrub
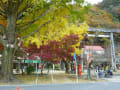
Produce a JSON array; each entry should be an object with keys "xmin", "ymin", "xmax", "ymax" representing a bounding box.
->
[{"xmin": 26, "ymin": 65, "xmax": 35, "ymax": 75}]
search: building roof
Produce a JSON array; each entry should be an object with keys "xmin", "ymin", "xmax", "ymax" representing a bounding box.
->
[{"xmin": 85, "ymin": 46, "xmax": 104, "ymax": 51}]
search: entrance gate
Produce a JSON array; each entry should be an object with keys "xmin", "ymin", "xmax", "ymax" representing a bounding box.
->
[{"xmin": 87, "ymin": 27, "xmax": 120, "ymax": 71}]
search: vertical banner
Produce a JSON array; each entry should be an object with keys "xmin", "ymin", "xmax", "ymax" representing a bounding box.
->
[
  {"xmin": 87, "ymin": 53, "xmax": 92, "ymax": 80},
  {"xmin": 78, "ymin": 64, "xmax": 82, "ymax": 76},
  {"xmin": 87, "ymin": 53, "xmax": 92, "ymax": 67}
]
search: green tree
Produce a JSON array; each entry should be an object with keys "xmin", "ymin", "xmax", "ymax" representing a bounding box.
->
[
  {"xmin": 100, "ymin": 0, "xmax": 120, "ymax": 22},
  {"xmin": 0, "ymin": 0, "xmax": 89, "ymax": 82}
]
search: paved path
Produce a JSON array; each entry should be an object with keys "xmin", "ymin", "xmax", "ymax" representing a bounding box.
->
[
  {"xmin": 105, "ymin": 74, "xmax": 120, "ymax": 82},
  {"xmin": 1, "ymin": 73, "xmax": 120, "ymax": 90},
  {"xmin": 1, "ymin": 82, "xmax": 120, "ymax": 90}
]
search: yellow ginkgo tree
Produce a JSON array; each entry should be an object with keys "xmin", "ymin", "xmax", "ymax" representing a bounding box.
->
[
  {"xmin": 0, "ymin": 0, "xmax": 89, "ymax": 81},
  {"xmin": 25, "ymin": 19, "xmax": 88, "ymax": 57}
]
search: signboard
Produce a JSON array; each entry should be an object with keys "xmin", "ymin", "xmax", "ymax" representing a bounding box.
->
[
  {"xmin": 87, "ymin": 53, "xmax": 92, "ymax": 67},
  {"xmin": 73, "ymin": 53, "xmax": 76, "ymax": 60},
  {"xmin": 22, "ymin": 60, "xmax": 41, "ymax": 63}
]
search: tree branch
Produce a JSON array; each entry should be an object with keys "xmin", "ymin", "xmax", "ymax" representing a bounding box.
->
[
  {"xmin": 0, "ymin": 0, "xmax": 7, "ymax": 10},
  {"xmin": 17, "ymin": 6, "xmax": 30, "ymax": 20},
  {"xmin": 15, "ymin": 0, "xmax": 24, "ymax": 13},
  {"xmin": 27, "ymin": 7, "xmax": 54, "ymax": 24},
  {"xmin": 16, "ymin": 0, "xmax": 32, "ymax": 20},
  {"xmin": 16, "ymin": 6, "xmax": 58, "ymax": 34},
  {"xmin": 21, "ymin": 20, "xmax": 51, "ymax": 39},
  {"xmin": 0, "ymin": 9, "xmax": 6, "ymax": 17}
]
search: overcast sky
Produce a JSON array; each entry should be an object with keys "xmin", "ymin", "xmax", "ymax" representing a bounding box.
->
[{"xmin": 85, "ymin": 0, "xmax": 103, "ymax": 4}]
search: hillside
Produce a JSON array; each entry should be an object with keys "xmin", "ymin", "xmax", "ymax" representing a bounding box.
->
[
  {"xmin": 85, "ymin": 0, "xmax": 120, "ymax": 29},
  {"xmin": 100, "ymin": 0, "xmax": 120, "ymax": 22},
  {"xmin": 85, "ymin": 6, "xmax": 120, "ymax": 29}
]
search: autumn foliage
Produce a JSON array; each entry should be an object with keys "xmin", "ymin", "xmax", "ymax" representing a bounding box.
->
[
  {"xmin": 23, "ymin": 34, "xmax": 82, "ymax": 63},
  {"xmin": 0, "ymin": 20, "xmax": 6, "ymax": 27},
  {"xmin": 85, "ymin": 6, "xmax": 120, "ymax": 28}
]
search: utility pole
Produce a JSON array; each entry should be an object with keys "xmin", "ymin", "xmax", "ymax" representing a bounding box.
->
[
  {"xmin": 73, "ymin": 53, "xmax": 78, "ymax": 83},
  {"xmin": 81, "ymin": 49, "xmax": 84, "ymax": 72}
]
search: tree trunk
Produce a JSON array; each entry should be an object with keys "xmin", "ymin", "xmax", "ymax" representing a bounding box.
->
[
  {"xmin": 70, "ymin": 63, "xmax": 73, "ymax": 72},
  {"xmin": 64, "ymin": 61, "xmax": 69, "ymax": 73},
  {"xmin": 2, "ymin": 47, "xmax": 14, "ymax": 81},
  {"xmin": 1, "ymin": 13, "xmax": 17, "ymax": 82},
  {"xmin": 21, "ymin": 63, "xmax": 24, "ymax": 75},
  {"xmin": 47, "ymin": 63, "xmax": 50, "ymax": 75},
  {"xmin": 41, "ymin": 64, "xmax": 44, "ymax": 75}
]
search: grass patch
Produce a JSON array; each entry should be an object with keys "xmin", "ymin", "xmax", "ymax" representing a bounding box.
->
[
  {"xmin": 0, "ymin": 71, "xmax": 107, "ymax": 85},
  {"xmin": 16, "ymin": 73, "xmax": 107, "ymax": 84}
]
